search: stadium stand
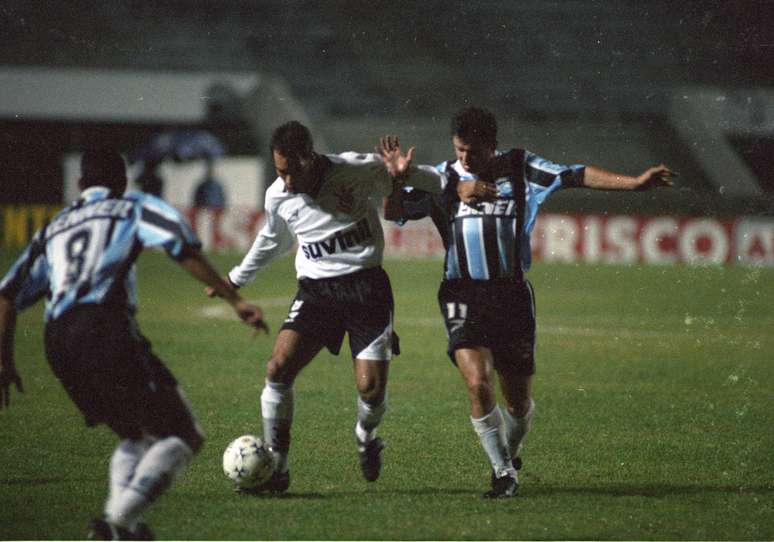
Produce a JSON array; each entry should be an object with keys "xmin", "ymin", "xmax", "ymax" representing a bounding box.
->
[{"xmin": 1, "ymin": 0, "xmax": 772, "ymax": 214}]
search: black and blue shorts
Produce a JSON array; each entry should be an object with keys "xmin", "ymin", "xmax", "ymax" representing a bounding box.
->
[
  {"xmin": 44, "ymin": 304, "xmax": 201, "ymax": 442},
  {"xmin": 438, "ymin": 278, "xmax": 536, "ymax": 375}
]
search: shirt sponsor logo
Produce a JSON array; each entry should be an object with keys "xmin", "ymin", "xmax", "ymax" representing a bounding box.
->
[
  {"xmin": 457, "ymin": 200, "xmax": 518, "ymax": 217},
  {"xmin": 301, "ymin": 217, "xmax": 373, "ymax": 260},
  {"xmin": 46, "ymin": 199, "xmax": 134, "ymax": 238}
]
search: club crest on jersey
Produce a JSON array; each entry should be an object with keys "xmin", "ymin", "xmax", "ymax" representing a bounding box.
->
[
  {"xmin": 333, "ymin": 186, "xmax": 355, "ymax": 214},
  {"xmin": 301, "ymin": 217, "xmax": 373, "ymax": 260},
  {"xmin": 495, "ymin": 178, "xmax": 513, "ymax": 197}
]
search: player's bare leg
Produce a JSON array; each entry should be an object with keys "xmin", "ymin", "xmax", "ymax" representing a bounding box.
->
[
  {"xmin": 255, "ymin": 329, "xmax": 322, "ymax": 492},
  {"xmin": 352, "ymin": 357, "xmax": 389, "ymax": 481},
  {"xmin": 455, "ymin": 347, "xmax": 497, "ymax": 417},
  {"xmin": 456, "ymin": 347, "xmax": 517, "ymax": 497}
]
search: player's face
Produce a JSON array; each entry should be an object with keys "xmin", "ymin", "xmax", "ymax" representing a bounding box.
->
[
  {"xmin": 273, "ymin": 150, "xmax": 316, "ymax": 194},
  {"xmin": 453, "ymin": 135, "xmax": 496, "ymax": 176}
]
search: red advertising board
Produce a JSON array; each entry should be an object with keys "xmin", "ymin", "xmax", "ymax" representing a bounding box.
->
[{"xmin": 2, "ymin": 206, "xmax": 773, "ymax": 267}]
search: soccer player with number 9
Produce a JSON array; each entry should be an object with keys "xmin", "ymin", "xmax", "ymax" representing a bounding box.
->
[{"xmin": 0, "ymin": 148, "xmax": 266, "ymax": 539}]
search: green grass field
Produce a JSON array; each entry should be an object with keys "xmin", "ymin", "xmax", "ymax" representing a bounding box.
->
[{"xmin": 0, "ymin": 249, "xmax": 772, "ymax": 540}]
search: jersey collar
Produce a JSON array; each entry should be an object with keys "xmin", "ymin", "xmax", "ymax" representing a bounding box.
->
[{"xmin": 79, "ymin": 186, "xmax": 112, "ymax": 202}]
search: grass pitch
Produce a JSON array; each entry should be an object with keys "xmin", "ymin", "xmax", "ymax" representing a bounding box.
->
[{"xmin": 0, "ymin": 249, "xmax": 772, "ymax": 540}]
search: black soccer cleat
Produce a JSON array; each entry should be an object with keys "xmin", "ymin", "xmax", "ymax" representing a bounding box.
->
[
  {"xmin": 238, "ymin": 469, "xmax": 291, "ymax": 495},
  {"xmin": 490, "ymin": 456, "xmax": 522, "ymax": 487},
  {"xmin": 483, "ymin": 471, "xmax": 519, "ymax": 499},
  {"xmin": 87, "ymin": 518, "xmax": 153, "ymax": 541},
  {"xmin": 356, "ymin": 436, "xmax": 385, "ymax": 482}
]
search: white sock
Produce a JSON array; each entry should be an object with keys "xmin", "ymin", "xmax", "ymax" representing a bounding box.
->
[
  {"xmin": 104, "ymin": 436, "xmax": 193, "ymax": 530},
  {"xmin": 261, "ymin": 380, "xmax": 294, "ymax": 473},
  {"xmin": 104, "ymin": 437, "xmax": 153, "ymax": 519},
  {"xmin": 502, "ymin": 399, "xmax": 534, "ymax": 459},
  {"xmin": 471, "ymin": 406, "xmax": 513, "ymax": 477},
  {"xmin": 355, "ymin": 395, "xmax": 387, "ymax": 443}
]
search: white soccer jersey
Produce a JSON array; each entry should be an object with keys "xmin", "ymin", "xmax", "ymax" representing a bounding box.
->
[{"xmin": 229, "ymin": 152, "xmax": 443, "ymax": 283}]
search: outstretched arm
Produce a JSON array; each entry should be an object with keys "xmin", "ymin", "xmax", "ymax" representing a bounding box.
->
[
  {"xmin": 0, "ymin": 295, "xmax": 23, "ymax": 409},
  {"xmin": 180, "ymin": 250, "xmax": 269, "ymax": 334},
  {"xmin": 583, "ymin": 164, "xmax": 677, "ymax": 190}
]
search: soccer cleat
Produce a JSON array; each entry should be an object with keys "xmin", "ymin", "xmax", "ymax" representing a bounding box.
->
[
  {"xmin": 490, "ymin": 456, "xmax": 522, "ymax": 487},
  {"xmin": 356, "ymin": 436, "xmax": 385, "ymax": 482},
  {"xmin": 483, "ymin": 471, "xmax": 519, "ymax": 499},
  {"xmin": 87, "ymin": 518, "xmax": 150, "ymax": 541},
  {"xmin": 238, "ymin": 469, "xmax": 290, "ymax": 495}
]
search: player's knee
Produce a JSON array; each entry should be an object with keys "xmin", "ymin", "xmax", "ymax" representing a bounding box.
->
[
  {"xmin": 354, "ymin": 369, "xmax": 387, "ymax": 404},
  {"xmin": 357, "ymin": 382, "xmax": 386, "ymax": 405}
]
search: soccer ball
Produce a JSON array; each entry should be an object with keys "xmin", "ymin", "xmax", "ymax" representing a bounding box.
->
[{"xmin": 222, "ymin": 435, "xmax": 276, "ymax": 489}]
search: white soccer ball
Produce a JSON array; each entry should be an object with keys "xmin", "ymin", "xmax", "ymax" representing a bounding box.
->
[{"xmin": 222, "ymin": 435, "xmax": 276, "ymax": 489}]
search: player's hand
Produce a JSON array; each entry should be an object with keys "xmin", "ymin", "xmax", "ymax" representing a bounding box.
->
[
  {"xmin": 458, "ymin": 180, "xmax": 497, "ymax": 204},
  {"xmin": 377, "ymin": 135, "xmax": 415, "ymax": 180},
  {"xmin": 0, "ymin": 365, "xmax": 23, "ymax": 409},
  {"xmin": 235, "ymin": 301, "xmax": 269, "ymax": 335},
  {"xmin": 634, "ymin": 164, "xmax": 677, "ymax": 190}
]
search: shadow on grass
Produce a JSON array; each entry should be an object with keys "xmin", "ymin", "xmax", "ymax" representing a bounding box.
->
[
  {"xmin": 237, "ymin": 487, "xmax": 476, "ymax": 499},
  {"xmin": 524, "ymin": 483, "xmax": 774, "ymax": 498},
  {"xmin": 235, "ymin": 484, "xmax": 773, "ymax": 500}
]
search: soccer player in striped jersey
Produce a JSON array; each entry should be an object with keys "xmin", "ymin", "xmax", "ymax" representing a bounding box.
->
[
  {"xmin": 209, "ymin": 120, "xmax": 444, "ymax": 493},
  {"xmin": 0, "ymin": 149, "xmax": 266, "ymax": 539},
  {"xmin": 384, "ymin": 106, "xmax": 675, "ymax": 498}
]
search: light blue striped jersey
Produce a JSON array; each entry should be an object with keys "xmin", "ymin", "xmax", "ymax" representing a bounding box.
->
[
  {"xmin": 401, "ymin": 149, "xmax": 584, "ymax": 281},
  {"xmin": 0, "ymin": 186, "xmax": 201, "ymax": 322}
]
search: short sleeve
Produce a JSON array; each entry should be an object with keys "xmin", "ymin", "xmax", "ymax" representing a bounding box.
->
[{"xmin": 133, "ymin": 192, "xmax": 202, "ymax": 260}]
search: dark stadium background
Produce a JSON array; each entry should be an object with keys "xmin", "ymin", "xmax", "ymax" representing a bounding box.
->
[{"xmin": 1, "ymin": 0, "xmax": 772, "ymax": 217}]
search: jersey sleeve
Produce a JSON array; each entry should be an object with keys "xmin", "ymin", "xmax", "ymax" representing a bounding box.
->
[
  {"xmin": 228, "ymin": 193, "xmax": 295, "ymax": 287},
  {"xmin": 334, "ymin": 152, "xmax": 395, "ymax": 200},
  {"xmin": 335, "ymin": 152, "xmax": 445, "ymax": 198},
  {"xmin": 524, "ymin": 150, "xmax": 585, "ymax": 189},
  {"xmin": 133, "ymin": 192, "xmax": 202, "ymax": 260},
  {"xmin": 402, "ymin": 164, "xmax": 445, "ymax": 194},
  {"xmin": 0, "ymin": 229, "xmax": 50, "ymax": 311}
]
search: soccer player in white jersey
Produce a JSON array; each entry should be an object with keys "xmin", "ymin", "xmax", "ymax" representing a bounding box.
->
[
  {"xmin": 211, "ymin": 120, "xmax": 444, "ymax": 493},
  {"xmin": 385, "ymin": 107, "xmax": 676, "ymax": 498},
  {"xmin": 0, "ymin": 149, "xmax": 266, "ymax": 539}
]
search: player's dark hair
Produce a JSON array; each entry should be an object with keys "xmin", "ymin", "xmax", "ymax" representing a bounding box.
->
[
  {"xmin": 270, "ymin": 121, "xmax": 314, "ymax": 159},
  {"xmin": 451, "ymin": 107, "xmax": 498, "ymax": 147},
  {"xmin": 80, "ymin": 148, "xmax": 128, "ymax": 196}
]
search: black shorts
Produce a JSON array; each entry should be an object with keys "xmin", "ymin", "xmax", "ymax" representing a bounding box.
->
[
  {"xmin": 438, "ymin": 278, "xmax": 536, "ymax": 375},
  {"xmin": 44, "ymin": 304, "xmax": 201, "ymax": 442},
  {"xmin": 280, "ymin": 266, "xmax": 399, "ymax": 360}
]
